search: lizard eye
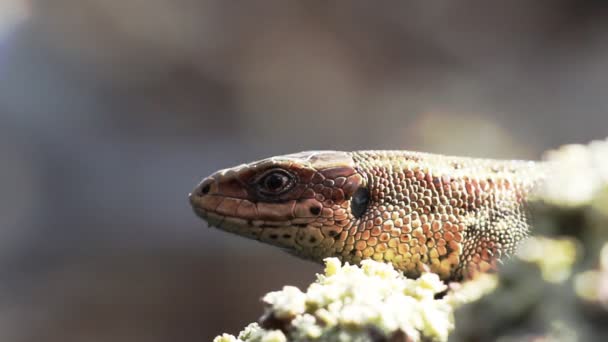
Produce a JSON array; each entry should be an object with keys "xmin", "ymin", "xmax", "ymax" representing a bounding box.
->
[{"xmin": 257, "ymin": 169, "xmax": 295, "ymax": 195}]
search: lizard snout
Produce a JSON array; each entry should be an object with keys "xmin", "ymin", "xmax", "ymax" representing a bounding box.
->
[{"xmin": 189, "ymin": 177, "xmax": 217, "ymax": 205}]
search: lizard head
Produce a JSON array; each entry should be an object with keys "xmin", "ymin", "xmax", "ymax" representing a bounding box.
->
[{"xmin": 189, "ymin": 151, "xmax": 368, "ymax": 260}]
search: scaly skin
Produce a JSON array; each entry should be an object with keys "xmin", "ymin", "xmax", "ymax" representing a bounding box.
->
[{"xmin": 189, "ymin": 151, "xmax": 546, "ymax": 280}]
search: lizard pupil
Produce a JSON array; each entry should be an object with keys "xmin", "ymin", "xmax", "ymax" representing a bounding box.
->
[
  {"xmin": 351, "ymin": 187, "xmax": 370, "ymax": 218},
  {"xmin": 265, "ymin": 173, "xmax": 286, "ymax": 191}
]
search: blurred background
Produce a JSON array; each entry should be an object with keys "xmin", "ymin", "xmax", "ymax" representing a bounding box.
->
[{"xmin": 1, "ymin": 1, "xmax": 608, "ymax": 341}]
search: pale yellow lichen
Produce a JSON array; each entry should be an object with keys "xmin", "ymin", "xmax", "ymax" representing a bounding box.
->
[
  {"xmin": 237, "ymin": 323, "xmax": 264, "ymax": 340},
  {"xmin": 262, "ymin": 286, "xmax": 306, "ymax": 319},
  {"xmin": 574, "ymin": 270, "xmax": 601, "ymax": 302},
  {"xmin": 214, "ymin": 333, "xmax": 240, "ymax": 342},
  {"xmin": 517, "ymin": 237, "xmax": 577, "ymax": 283},
  {"xmin": 260, "ymin": 330, "xmax": 287, "ymax": 342},
  {"xmin": 291, "ymin": 314, "xmax": 323, "ymax": 340},
  {"xmin": 215, "ymin": 323, "xmax": 288, "ymax": 342},
  {"xmin": 323, "ymin": 257, "xmax": 341, "ymax": 276},
  {"xmin": 407, "ymin": 272, "xmax": 447, "ymax": 300},
  {"xmin": 541, "ymin": 138, "xmax": 608, "ymax": 206},
  {"xmin": 215, "ymin": 258, "xmax": 456, "ymax": 342},
  {"xmin": 445, "ymin": 273, "xmax": 498, "ymax": 308},
  {"xmin": 574, "ymin": 242, "xmax": 608, "ymax": 304}
]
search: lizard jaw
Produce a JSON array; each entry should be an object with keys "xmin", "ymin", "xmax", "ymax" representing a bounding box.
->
[{"xmin": 190, "ymin": 190, "xmax": 308, "ymax": 246}]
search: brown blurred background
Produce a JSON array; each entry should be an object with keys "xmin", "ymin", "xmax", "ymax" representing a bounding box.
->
[{"xmin": 1, "ymin": 1, "xmax": 607, "ymax": 341}]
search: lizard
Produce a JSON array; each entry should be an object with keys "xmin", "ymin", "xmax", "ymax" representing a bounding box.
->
[{"xmin": 189, "ymin": 150, "xmax": 547, "ymax": 280}]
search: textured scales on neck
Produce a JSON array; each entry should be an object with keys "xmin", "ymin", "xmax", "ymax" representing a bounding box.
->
[{"xmin": 189, "ymin": 150, "xmax": 546, "ymax": 280}]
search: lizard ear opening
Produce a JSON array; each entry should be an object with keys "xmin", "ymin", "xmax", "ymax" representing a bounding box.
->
[{"xmin": 351, "ymin": 187, "xmax": 370, "ymax": 218}]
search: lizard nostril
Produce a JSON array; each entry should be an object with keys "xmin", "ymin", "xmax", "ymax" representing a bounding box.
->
[{"xmin": 195, "ymin": 178, "xmax": 215, "ymax": 197}]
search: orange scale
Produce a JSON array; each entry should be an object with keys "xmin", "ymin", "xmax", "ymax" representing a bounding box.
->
[
  {"xmin": 453, "ymin": 232, "xmax": 463, "ymax": 242},
  {"xmin": 379, "ymin": 233, "xmax": 390, "ymax": 242}
]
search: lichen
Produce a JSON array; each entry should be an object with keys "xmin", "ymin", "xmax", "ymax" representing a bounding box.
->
[
  {"xmin": 540, "ymin": 137, "xmax": 608, "ymax": 206},
  {"xmin": 214, "ymin": 257, "xmax": 471, "ymax": 342},
  {"xmin": 516, "ymin": 237, "xmax": 578, "ymax": 283}
]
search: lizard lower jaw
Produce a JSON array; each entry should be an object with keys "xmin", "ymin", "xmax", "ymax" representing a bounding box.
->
[
  {"xmin": 192, "ymin": 207, "xmax": 224, "ymax": 228},
  {"xmin": 193, "ymin": 207, "xmax": 266, "ymax": 240}
]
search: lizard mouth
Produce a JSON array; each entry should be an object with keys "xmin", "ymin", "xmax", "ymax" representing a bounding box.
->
[
  {"xmin": 192, "ymin": 206, "xmax": 261, "ymax": 239},
  {"xmin": 192, "ymin": 200, "xmax": 299, "ymax": 243},
  {"xmin": 191, "ymin": 203, "xmax": 305, "ymax": 246}
]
